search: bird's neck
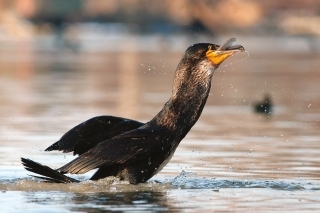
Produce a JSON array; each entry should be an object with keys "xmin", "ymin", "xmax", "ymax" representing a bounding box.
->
[{"xmin": 150, "ymin": 69, "xmax": 213, "ymax": 140}]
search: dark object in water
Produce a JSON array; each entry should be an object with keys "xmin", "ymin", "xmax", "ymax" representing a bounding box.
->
[
  {"xmin": 254, "ymin": 94, "xmax": 273, "ymax": 115},
  {"xmin": 21, "ymin": 38, "xmax": 245, "ymax": 184}
]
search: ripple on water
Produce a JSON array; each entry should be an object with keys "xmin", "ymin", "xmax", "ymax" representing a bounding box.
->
[
  {"xmin": 1, "ymin": 171, "xmax": 319, "ymax": 193},
  {"xmin": 170, "ymin": 170, "xmax": 320, "ymax": 191}
]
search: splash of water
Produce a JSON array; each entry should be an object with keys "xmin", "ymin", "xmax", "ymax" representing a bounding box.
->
[{"xmin": 1, "ymin": 173, "xmax": 319, "ymax": 192}]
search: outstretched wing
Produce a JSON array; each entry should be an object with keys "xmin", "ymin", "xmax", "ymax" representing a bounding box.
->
[
  {"xmin": 57, "ymin": 127, "xmax": 170, "ymax": 174},
  {"xmin": 46, "ymin": 116, "xmax": 144, "ymax": 155}
]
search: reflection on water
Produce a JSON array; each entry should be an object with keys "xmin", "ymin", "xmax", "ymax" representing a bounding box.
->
[
  {"xmin": 1, "ymin": 37, "xmax": 320, "ymax": 212},
  {"xmin": 1, "ymin": 176, "xmax": 320, "ymax": 212}
]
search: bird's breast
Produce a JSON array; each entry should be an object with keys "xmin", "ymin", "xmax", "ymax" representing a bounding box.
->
[{"xmin": 152, "ymin": 144, "xmax": 178, "ymax": 175}]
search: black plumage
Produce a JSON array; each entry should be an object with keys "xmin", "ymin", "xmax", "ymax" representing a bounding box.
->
[
  {"xmin": 45, "ymin": 116, "xmax": 144, "ymax": 155},
  {"xmin": 21, "ymin": 38, "xmax": 244, "ymax": 184}
]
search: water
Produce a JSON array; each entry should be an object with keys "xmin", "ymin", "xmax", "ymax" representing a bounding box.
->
[{"xmin": 1, "ymin": 36, "xmax": 320, "ymax": 212}]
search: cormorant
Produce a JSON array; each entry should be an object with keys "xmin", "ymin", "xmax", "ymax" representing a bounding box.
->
[{"xmin": 21, "ymin": 38, "xmax": 244, "ymax": 184}]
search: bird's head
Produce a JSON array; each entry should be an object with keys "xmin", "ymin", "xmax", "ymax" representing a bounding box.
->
[
  {"xmin": 184, "ymin": 38, "xmax": 245, "ymax": 69},
  {"xmin": 172, "ymin": 38, "xmax": 244, "ymax": 100},
  {"xmin": 174, "ymin": 38, "xmax": 244, "ymax": 84}
]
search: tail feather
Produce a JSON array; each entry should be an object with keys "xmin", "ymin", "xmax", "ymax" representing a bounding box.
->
[{"xmin": 21, "ymin": 158, "xmax": 80, "ymax": 183}]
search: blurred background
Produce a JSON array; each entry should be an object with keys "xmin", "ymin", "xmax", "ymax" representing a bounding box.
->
[
  {"xmin": 1, "ymin": 0, "xmax": 320, "ymax": 49},
  {"xmin": 0, "ymin": 0, "xmax": 320, "ymax": 180}
]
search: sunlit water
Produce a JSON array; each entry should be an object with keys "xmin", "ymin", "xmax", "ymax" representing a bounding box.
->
[{"xmin": 1, "ymin": 36, "xmax": 320, "ymax": 212}]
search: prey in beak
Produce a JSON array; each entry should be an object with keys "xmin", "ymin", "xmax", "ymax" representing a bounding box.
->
[{"xmin": 206, "ymin": 38, "xmax": 245, "ymax": 66}]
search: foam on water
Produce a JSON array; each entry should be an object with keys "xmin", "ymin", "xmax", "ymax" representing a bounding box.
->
[{"xmin": 0, "ymin": 178, "xmax": 171, "ymax": 193}]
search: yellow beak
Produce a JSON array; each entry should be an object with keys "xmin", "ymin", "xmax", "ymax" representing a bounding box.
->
[{"xmin": 206, "ymin": 38, "xmax": 245, "ymax": 65}]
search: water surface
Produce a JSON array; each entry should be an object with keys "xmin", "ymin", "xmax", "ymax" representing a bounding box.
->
[{"xmin": 1, "ymin": 36, "xmax": 320, "ymax": 212}]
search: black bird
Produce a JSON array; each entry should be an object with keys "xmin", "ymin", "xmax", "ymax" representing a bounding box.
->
[
  {"xmin": 254, "ymin": 94, "xmax": 273, "ymax": 115},
  {"xmin": 21, "ymin": 38, "xmax": 245, "ymax": 184}
]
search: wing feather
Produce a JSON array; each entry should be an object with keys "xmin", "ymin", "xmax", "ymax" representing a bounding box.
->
[
  {"xmin": 46, "ymin": 116, "xmax": 143, "ymax": 155},
  {"xmin": 58, "ymin": 128, "xmax": 170, "ymax": 174}
]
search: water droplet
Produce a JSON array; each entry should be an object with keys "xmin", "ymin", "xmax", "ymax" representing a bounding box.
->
[{"xmin": 148, "ymin": 158, "xmax": 151, "ymax": 165}]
